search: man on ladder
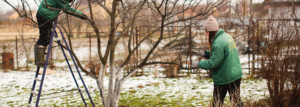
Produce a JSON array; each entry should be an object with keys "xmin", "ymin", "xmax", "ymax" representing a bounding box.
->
[
  {"xmin": 29, "ymin": 1, "xmax": 95, "ymax": 106},
  {"xmin": 35, "ymin": 0, "xmax": 88, "ymax": 67}
]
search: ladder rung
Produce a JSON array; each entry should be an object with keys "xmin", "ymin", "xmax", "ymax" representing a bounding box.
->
[
  {"xmin": 28, "ymin": 103, "xmax": 34, "ymax": 107},
  {"xmin": 31, "ymin": 91, "xmax": 38, "ymax": 95},
  {"xmin": 34, "ymin": 78, "xmax": 41, "ymax": 82},
  {"xmin": 40, "ymin": 90, "xmax": 86, "ymax": 100},
  {"xmin": 53, "ymin": 37, "xmax": 62, "ymax": 41}
]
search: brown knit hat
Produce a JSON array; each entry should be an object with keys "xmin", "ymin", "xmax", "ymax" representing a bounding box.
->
[{"xmin": 203, "ymin": 15, "xmax": 219, "ymax": 31}]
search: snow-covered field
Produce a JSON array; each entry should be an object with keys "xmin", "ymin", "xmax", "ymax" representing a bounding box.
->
[{"xmin": 0, "ymin": 38, "xmax": 268, "ymax": 106}]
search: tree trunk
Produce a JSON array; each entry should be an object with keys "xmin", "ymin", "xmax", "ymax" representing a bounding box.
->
[
  {"xmin": 98, "ymin": 66, "xmax": 124, "ymax": 107},
  {"xmin": 107, "ymin": 0, "xmax": 118, "ymax": 107},
  {"xmin": 110, "ymin": 67, "xmax": 124, "ymax": 107},
  {"xmin": 97, "ymin": 63, "xmax": 108, "ymax": 106}
]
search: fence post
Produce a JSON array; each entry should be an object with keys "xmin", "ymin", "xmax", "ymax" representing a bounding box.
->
[
  {"xmin": 136, "ymin": 26, "xmax": 139, "ymax": 65},
  {"xmin": 188, "ymin": 24, "xmax": 192, "ymax": 76},
  {"xmin": 256, "ymin": 21, "xmax": 260, "ymax": 73},
  {"xmin": 248, "ymin": 26, "xmax": 251, "ymax": 74},
  {"xmin": 174, "ymin": 65, "xmax": 177, "ymax": 77},
  {"xmin": 16, "ymin": 36, "xmax": 18, "ymax": 70},
  {"xmin": 89, "ymin": 32, "xmax": 91, "ymax": 64},
  {"xmin": 50, "ymin": 40, "xmax": 54, "ymax": 69},
  {"xmin": 133, "ymin": 28, "xmax": 136, "ymax": 77},
  {"xmin": 252, "ymin": 22, "xmax": 258, "ymax": 75},
  {"xmin": 154, "ymin": 64, "xmax": 157, "ymax": 78}
]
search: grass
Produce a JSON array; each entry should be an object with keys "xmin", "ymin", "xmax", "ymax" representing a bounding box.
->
[
  {"xmin": 119, "ymin": 93, "xmax": 205, "ymax": 107},
  {"xmin": 1, "ymin": 69, "xmax": 270, "ymax": 107},
  {"xmin": 2, "ymin": 79, "xmax": 269, "ymax": 107}
]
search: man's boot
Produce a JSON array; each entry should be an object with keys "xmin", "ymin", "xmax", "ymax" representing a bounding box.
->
[{"xmin": 34, "ymin": 44, "xmax": 53, "ymax": 67}]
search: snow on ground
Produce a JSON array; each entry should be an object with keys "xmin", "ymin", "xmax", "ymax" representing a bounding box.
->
[
  {"xmin": 0, "ymin": 54, "xmax": 269, "ymax": 106},
  {"xmin": 0, "ymin": 38, "xmax": 268, "ymax": 106}
]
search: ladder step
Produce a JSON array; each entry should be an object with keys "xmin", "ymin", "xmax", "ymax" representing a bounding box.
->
[
  {"xmin": 53, "ymin": 37, "xmax": 62, "ymax": 41},
  {"xmin": 34, "ymin": 78, "xmax": 41, "ymax": 82},
  {"xmin": 40, "ymin": 90, "xmax": 86, "ymax": 100},
  {"xmin": 31, "ymin": 91, "xmax": 38, "ymax": 95},
  {"xmin": 28, "ymin": 103, "xmax": 34, "ymax": 107}
]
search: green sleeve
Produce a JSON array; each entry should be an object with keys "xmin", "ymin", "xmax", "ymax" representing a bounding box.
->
[
  {"xmin": 204, "ymin": 50, "xmax": 210, "ymax": 59},
  {"xmin": 56, "ymin": 0, "xmax": 82, "ymax": 18},
  {"xmin": 198, "ymin": 44, "xmax": 224, "ymax": 70}
]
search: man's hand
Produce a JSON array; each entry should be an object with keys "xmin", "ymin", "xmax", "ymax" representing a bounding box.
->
[
  {"xmin": 191, "ymin": 61, "xmax": 199, "ymax": 68},
  {"xmin": 81, "ymin": 14, "xmax": 88, "ymax": 20}
]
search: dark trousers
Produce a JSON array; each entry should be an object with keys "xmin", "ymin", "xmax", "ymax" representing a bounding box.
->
[
  {"xmin": 213, "ymin": 78, "xmax": 243, "ymax": 107},
  {"xmin": 36, "ymin": 12, "xmax": 53, "ymax": 47}
]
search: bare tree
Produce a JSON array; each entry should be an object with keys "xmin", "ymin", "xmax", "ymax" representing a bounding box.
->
[
  {"xmin": 3, "ymin": 0, "xmax": 227, "ymax": 106},
  {"xmin": 88, "ymin": 0, "xmax": 226, "ymax": 106}
]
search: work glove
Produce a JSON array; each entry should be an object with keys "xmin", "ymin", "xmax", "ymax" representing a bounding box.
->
[
  {"xmin": 191, "ymin": 61, "xmax": 199, "ymax": 68},
  {"xmin": 197, "ymin": 50, "xmax": 205, "ymax": 57},
  {"xmin": 81, "ymin": 14, "xmax": 88, "ymax": 20}
]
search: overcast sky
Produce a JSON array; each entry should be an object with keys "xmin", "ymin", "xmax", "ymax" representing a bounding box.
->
[
  {"xmin": 0, "ymin": 0, "xmax": 264, "ymax": 15},
  {"xmin": 0, "ymin": 0, "xmax": 39, "ymax": 14}
]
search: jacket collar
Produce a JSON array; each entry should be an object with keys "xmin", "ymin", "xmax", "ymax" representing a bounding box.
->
[{"xmin": 212, "ymin": 29, "xmax": 225, "ymax": 42}]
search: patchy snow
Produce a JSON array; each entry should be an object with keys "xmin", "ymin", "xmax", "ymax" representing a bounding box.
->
[
  {"xmin": 0, "ymin": 38, "xmax": 269, "ymax": 106},
  {"xmin": 0, "ymin": 54, "xmax": 269, "ymax": 106},
  {"xmin": 0, "ymin": 70, "xmax": 269, "ymax": 106}
]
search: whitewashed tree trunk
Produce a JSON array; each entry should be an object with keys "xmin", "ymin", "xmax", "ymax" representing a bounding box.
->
[
  {"xmin": 97, "ymin": 65, "xmax": 131, "ymax": 107},
  {"xmin": 97, "ymin": 63, "xmax": 108, "ymax": 106},
  {"xmin": 107, "ymin": 63, "xmax": 115, "ymax": 107}
]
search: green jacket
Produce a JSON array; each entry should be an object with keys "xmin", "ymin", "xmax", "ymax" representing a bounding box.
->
[
  {"xmin": 198, "ymin": 29, "xmax": 243, "ymax": 85},
  {"xmin": 38, "ymin": 0, "xmax": 83, "ymax": 22}
]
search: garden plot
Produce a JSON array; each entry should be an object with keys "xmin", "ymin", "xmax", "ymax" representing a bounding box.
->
[
  {"xmin": 0, "ymin": 60, "xmax": 268, "ymax": 106},
  {"xmin": 0, "ymin": 38, "xmax": 268, "ymax": 106},
  {"xmin": 0, "ymin": 69, "xmax": 269, "ymax": 106}
]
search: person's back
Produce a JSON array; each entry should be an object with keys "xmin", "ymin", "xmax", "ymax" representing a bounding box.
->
[
  {"xmin": 207, "ymin": 29, "xmax": 243, "ymax": 85},
  {"xmin": 38, "ymin": 0, "xmax": 83, "ymax": 21},
  {"xmin": 192, "ymin": 16, "xmax": 243, "ymax": 107}
]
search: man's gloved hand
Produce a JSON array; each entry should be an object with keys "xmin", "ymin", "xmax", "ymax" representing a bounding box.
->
[
  {"xmin": 81, "ymin": 14, "xmax": 88, "ymax": 20},
  {"xmin": 197, "ymin": 50, "xmax": 205, "ymax": 57},
  {"xmin": 191, "ymin": 61, "xmax": 199, "ymax": 68}
]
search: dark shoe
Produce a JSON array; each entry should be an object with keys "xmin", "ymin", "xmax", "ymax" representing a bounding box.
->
[{"xmin": 34, "ymin": 44, "xmax": 53, "ymax": 67}]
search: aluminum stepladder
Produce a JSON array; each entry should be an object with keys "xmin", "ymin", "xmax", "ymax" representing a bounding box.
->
[{"xmin": 28, "ymin": 17, "xmax": 95, "ymax": 107}]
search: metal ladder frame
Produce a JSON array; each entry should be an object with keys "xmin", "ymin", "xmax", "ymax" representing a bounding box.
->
[{"xmin": 28, "ymin": 18, "xmax": 95, "ymax": 107}]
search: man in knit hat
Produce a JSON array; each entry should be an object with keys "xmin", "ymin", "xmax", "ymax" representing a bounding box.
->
[{"xmin": 192, "ymin": 15, "xmax": 244, "ymax": 107}]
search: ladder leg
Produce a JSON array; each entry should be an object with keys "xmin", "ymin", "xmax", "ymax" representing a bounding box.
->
[
  {"xmin": 35, "ymin": 64, "xmax": 48, "ymax": 107},
  {"xmin": 28, "ymin": 67, "xmax": 40, "ymax": 106},
  {"xmin": 56, "ymin": 38, "xmax": 87, "ymax": 106},
  {"xmin": 57, "ymin": 26, "xmax": 95, "ymax": 107}
]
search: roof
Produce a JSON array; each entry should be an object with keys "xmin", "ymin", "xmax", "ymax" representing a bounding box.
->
[{"xmin": 264, "ymin": 0, "xmax": 300, "ymax": 6}]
